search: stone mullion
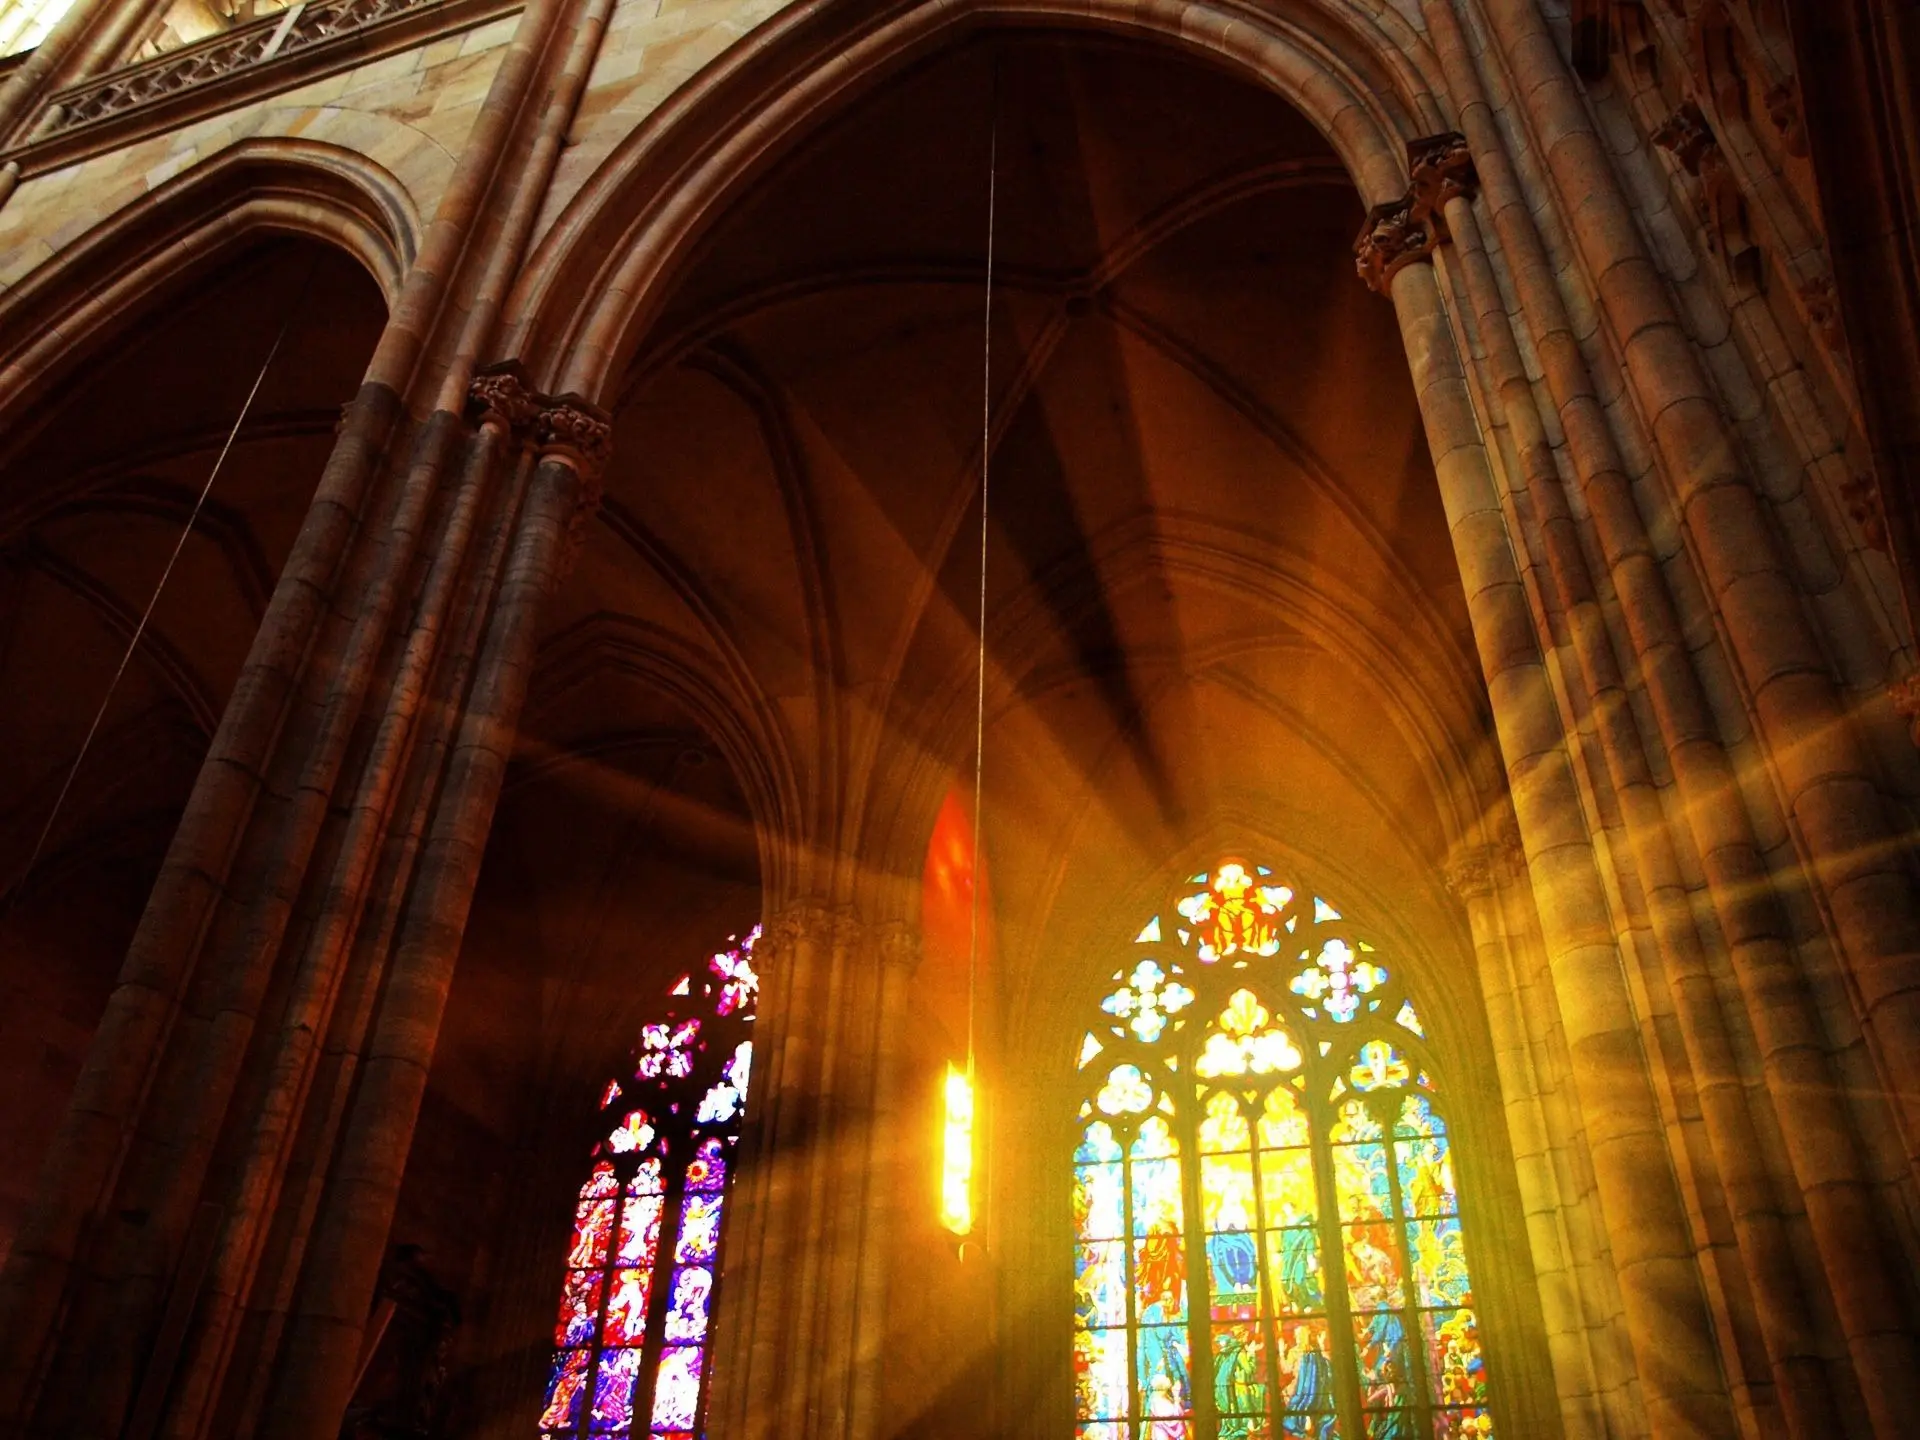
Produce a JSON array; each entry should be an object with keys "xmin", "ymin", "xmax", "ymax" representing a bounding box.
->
[
  {"xmin": 1428, "ymin": 3, "xmax": 1920, "ymax": 1426},
  {"xmin": 1389, "ymin": 256, "xmax": 1738, "ymax": 1440},
  {"xmin": 1471, "ymin": 0, "xmax": 1920, "ymax": 1196}
]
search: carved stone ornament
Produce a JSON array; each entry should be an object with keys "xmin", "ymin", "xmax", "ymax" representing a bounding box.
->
[
  {"xmin": 466, "ymin": 362, "xmax": 542, "ymax": 435},
  {"xmin": 1652, "ymin": 99, "xmax": 1761, "ymax": 289},
  {"xmin": 1839, "ymin": 473, "xmax": 1889, "ymax": 552},
  {"xmin": 1651, "ymin": 100, "xmax": 1718, "ymax": 173},
  {"xmin": 1354, "ymin": 133, "xmax": 1476, "ymax": 296},
  {"xmin": 536, "ymin": 394, "xmax": 615, "ymax": 478},
  {"xmin": 1407, "ymin": 131, "xmax": 1479, "ymax": 216},
  {"xmin": 1443, "ymin": 849, "xmax": 1495, "ymax": 903},
  {"xmin": 1798, "ymin": 271, "xmax": 1850, "ymax": 361},
  {"xmin": 1890, "ymin": 673, "xmax": 1920, "ymax": 750},
  {"xmin": 1765, "ymin": 78, "xmax": 1810, "ymax": 158},
  {"xmin": 1354, "ymin": 197, "xmax": 1441, "ymax": 295}
]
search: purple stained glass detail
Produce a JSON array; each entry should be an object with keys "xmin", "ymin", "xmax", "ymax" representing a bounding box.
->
[
  {"xmin": 589, "ymin": 1346, "xmax": 644, "ymax": 1432},
  {"xmin": 674, "ymin": 1193, "xmax": 723, "ymax": 1264},
  {"xmin": 662, "ymin": 1265, "xmax": 713, "ymax": 1342},
  {"xmin": 541, "ymin": 928, "xmax": 756, "ymax": 1440},
  {"xmin": 649, "ymin": 1346, "xmax": 704, "ymax": 1432},
  {"xmin": 540, "ymin": 1349, "xmax": 591, "ymax": 1429}
]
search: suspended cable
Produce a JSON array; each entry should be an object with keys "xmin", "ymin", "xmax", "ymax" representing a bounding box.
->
[{"xmin": 1, "ymin": 255, "xmax": 316, "ymax": 920}]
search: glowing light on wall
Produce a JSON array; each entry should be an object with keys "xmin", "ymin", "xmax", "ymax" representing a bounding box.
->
[{"xmin": 940, "ymin": 1063, "xmax": 976, "ymax": 1236}]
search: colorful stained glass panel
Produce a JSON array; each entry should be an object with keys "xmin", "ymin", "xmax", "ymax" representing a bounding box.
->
[
  {"xmin": 1406, "ymin": 1218, "xmax": 1471, "ymax": 1308},
  {"xmin": 662, "ymin": 1266, "xmax": 712, "ymax": 1342},
  {"xmin": 541, "ymin": 1349, "xmax": 591, "ymax": 1430},
  {"xmin": 602, "ymin": 1267, "xmax": 653, "ymax": 1346},
  {"xmin": 1396, "ymin": 1130, "xmax": 1457, "ymax": 1218},
  {"xmin": 1344, "ymin": 1223, "xmax": 1404, "ymax": 1311},
  {"xmin": 1201, "ymin": 1151, "xmax": 1256, "ymax": 1230},
  {"xmin": 1423, "ymin": 1310, "xmax": 1489, "ymax": 1407},
  {"xmin": 1076, "ymin": 1240, "xmax": 1128, "ymax": 1327},
  {"xmin": 1266, "ymin": 1226, "xmax": 1324, "ymax": 1312},
  {"xmin": 1353, "ymin": 1309, "xmax": 1410, "ymax": 1403},
  {"xmin": 617, "ymin": 1194, "xmax": 663, "ymax": 1264},
  {"xmin": 674, "ymin": 1194, "xmax": 723, "ymax": 1263},
  {"xmin": 1207, "ymin": 1230, "xmax": 1260, "ymax": 1316},
  {"xmin": 648, "ymin": 1345, "xmax": 703, "ymax": 1431},
  {"xmin": 1134, "ymin": 1234, "xmax": 1187, "ymax": 1322},
  {"xmin": 1211, "ymin": 1320, "xmax": 1269, "ymax": 1419},
  {"xmin": 589, "ymin": 1346, "xmax": 644, "ymax": 1432},
  {"xmin": 556, "ymin": 1269, "xmax": 604, "ymax": 1346},
  {"xmin": 1333, "ymin": 1142, "xmax": 1392, "ymax": 1223},
  {"xmin": 569, "ymin": 1199, "xmax": 616, "ymax": 1269},
  {"xmin": 1132, "ymin": 1156, "xmax": 1184, "ymax": 1236},
  {"xmin": 1259, "ymin": 1147, "xmax": 1317, "ymax": 1226},
  {"xmin": 1076, "ymin": 1161, "xmax": 1126, "ymax": 1239},
  {"xmin": 1074, "ymin": 1328, "xmax": 1129, "ymax": 1419},
  {"xmin": 1135, "ymin": 1324, "xmax": 1191, "ymax": 1416},
  {"xmin": 1433, "ymin": 1409, "xmax": 1495, "ymax": 1437}
]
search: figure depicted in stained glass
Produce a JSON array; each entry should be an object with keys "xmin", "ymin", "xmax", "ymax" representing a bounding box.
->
[
  {"xmin": 539, "ymin": 928, "xmax": 759, "ymax": 1440},
  {"xmin": 1071, "ymin": 859, "xmax": 1495, "ymax": 1440},
  {"xmin": 1179, "ymin": 860, "xmax": 1287, "ymax": 960}
]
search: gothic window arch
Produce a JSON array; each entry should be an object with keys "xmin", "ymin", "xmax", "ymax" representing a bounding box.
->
[
  {"xmin": 1072, "ymin": 861, "xmax": 1493, "ymax": 1440},
  {"xmin": 540, "ymin": 928, "xmax": 761, "ymax": 1440}
]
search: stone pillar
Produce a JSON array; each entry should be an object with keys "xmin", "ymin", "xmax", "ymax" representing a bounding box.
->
[
  {"xmin": 1386, "ymin": 252, "xmax": 1737, "ymax": 1440},
  {"xmin": 1447, "ymin": 840, "xmax": 1616, "ymax": 1440},
  {"xmin": 1472, "ymin": 0, "xmax": 1920, "ymax": 1181},
  {"xmin": 705, "ymin": 901, "xmax": 905, "ymax": 1440},
  {"xmin": 253, "ymin": 394, "xmax": 611, "ymax": 1440}
]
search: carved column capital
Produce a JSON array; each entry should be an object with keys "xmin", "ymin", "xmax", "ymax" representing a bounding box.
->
[
  {"xmin": 1354, "ymin": 133, "xmax": 1477, "ymax": 295},
  {"xmin": 466, "ymin": 361, "xmax": 542, "ymax": 436},
  {"xmin": 872, "ymin": 919, "xmax": 923, "ymax": 977},
  {"xmin": 1408, "ymin": 131, "xmax": 1478, "ymax": 215},
  {"xmin": 1443, "ymin": 848, "xmax": 1497, "ymax": 903},
  {"xmin": 1354, "ymin": 197, "xmax": 1442, "ymax": 295},
  {"xmin": 760, "ymin": 899, "xmax": 842, "ymax": 958},
  {"xmin": 534, "ymin": 393, "xmax": 614, "ymax": 573},
  {"xmin": 536, "ymin": 394, "xmax": 615, "ymax": 479}
]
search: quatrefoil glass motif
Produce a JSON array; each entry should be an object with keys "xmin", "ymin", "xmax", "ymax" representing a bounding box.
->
[{"xmin": 1100, "ymin": 959, "xmax": 1196, "ymax": 1044}]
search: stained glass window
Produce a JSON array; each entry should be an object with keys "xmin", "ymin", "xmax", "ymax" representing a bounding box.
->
[
  {"xmin": 542, "ymin": 928, "xmax": 759, "ymax": 1440},
  {"xmin": 1073, "ymin": 862, "xmax": 1494, "ymax": 1439}
]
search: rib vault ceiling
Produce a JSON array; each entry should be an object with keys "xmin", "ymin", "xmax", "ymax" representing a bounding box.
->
[{"xmin": 508, "ymin": 31, "xmax": 1497, "ymax": 1059}]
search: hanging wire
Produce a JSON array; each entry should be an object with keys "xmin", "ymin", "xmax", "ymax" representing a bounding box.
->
[
  {"xmin": 965, "ymin": 61, "xmax": 999, "ymax": 1098},
  {"xmin": 1, "ymin": 254, "xmax": 317, "ymax": 921}
]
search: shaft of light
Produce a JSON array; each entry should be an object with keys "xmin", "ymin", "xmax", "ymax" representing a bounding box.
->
[{"xmin": 941, "ymin": 1063, "xmax": 976, "ymax": 1236}]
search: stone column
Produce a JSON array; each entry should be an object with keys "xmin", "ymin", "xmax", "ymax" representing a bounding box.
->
[
  {"xmin": 253, "ymin": 394, "xmax": 611, "ymax": 1440},
  {"xmin": 1385, "ymin": 250, "xmax": 1737, "ymax": 1440},
  {"xmin": 1472, "ymin": 0, "xmax": 1920, "ymax": 1179},
  {"xmin": 708, "ymin": 900, "xmax": 840, "ymax": 1440},
  {"xmin": 1446, "ymin": 840, "xmax": 1615, "ymax": 1440}
]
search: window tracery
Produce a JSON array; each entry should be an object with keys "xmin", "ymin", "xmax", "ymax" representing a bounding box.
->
[
  {"xmin": 1073, "ymin": 862, "xmax": 1492, "ymax": 1439},
  {"xmin": 541, "ymin": 928, "xmax": 760, "ymax": 1440}
]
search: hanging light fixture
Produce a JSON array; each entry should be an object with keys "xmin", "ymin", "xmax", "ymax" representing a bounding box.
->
[{"xmin": 939, "ymin": 62, "xmax": 999, "ymax": 1244}]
